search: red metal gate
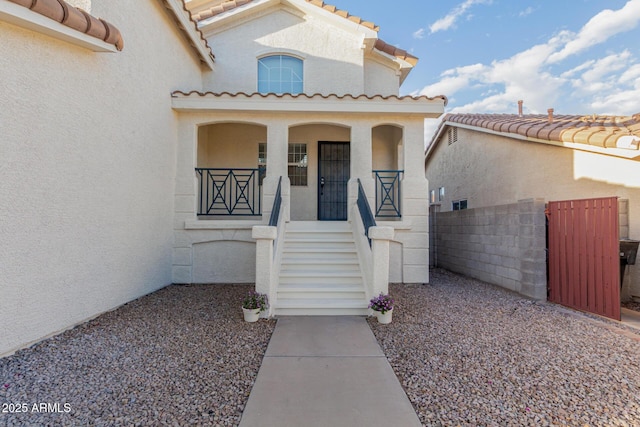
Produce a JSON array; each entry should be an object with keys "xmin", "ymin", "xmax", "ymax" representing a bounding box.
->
[{"xmin": 547, "ymin": 197, "xmax": 620, "ymax": 320}]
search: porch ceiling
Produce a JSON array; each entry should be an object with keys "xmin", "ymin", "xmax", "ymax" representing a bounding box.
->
[{"xmin": 171, "ymin": 91, "xmax": 447, "ymax": 118}]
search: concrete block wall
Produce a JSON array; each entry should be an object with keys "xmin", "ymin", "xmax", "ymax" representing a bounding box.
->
[{"xmin": 433, "ymin": 198, "xmax": 547, "ymax": 300}]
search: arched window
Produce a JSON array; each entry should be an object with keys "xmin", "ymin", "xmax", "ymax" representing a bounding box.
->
[{"xmin": 258, "ymin": 55, "xmax": 303, "ymax": 94}]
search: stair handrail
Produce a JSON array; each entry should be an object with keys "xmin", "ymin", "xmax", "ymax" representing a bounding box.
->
[
  {"xmin": 269, "ymin": 176, "xmax": 283, "ymax": 227},
  {"xmin": 357, "ymin": 178, "xmax": 376, "ymax": 246}
]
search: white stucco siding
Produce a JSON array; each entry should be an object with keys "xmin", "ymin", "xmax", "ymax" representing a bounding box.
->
[
  {"xmin": 372, "ymin": 125, "xmax": 402, "ymax": 170},
  {"xmin": 203, "ymin": 8, "xmax": 379, "ymax": 95},
  {"xmin": 197, "ymin": 123, "xmax": 267, "ymax": 168},
  {"xmin": 426, "ymin": 127, "xmax": 640, "ymax": 297},
  {"xmin": 364, "ymin": 58, "xmax": 399, "ymax": 96},
  {"xmin": 0, "ymin": 1, "xmax": 204, "ymax": 356}
]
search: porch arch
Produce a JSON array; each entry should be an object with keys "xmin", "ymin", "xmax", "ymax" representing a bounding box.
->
[
  {"xmin": 196, "ymin": 122, "xmax": 267, "ymax": 218},
  {"xmin": 372, "ymin": 124, "xmax": 404, "ymax": 219}
]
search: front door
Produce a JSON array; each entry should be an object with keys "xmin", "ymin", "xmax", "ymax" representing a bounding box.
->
[{"xmin": 318, "ymin": 142, "xmax": 350, "ymax": 220}]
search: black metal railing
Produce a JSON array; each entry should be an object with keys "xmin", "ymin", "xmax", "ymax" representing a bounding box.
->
[
  {"xmin": 374, "ymin": 170, "xmax": 403, "ymax": 218},
  {"xmin": 357, "ymin": 178, "xmax": 376, "ymax": 246},
  {"xmin": 196, "ymin": 168, "xmax": 262, "ymax": 216},
  {"xmin": 269, "ymin": 176, "xmax": 283, "ymax": 226}
]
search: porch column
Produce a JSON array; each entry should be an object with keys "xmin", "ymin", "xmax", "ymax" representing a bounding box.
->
[
  {"xmin": 348, "ymin": 122, "xmax": 374, "ymax": 220},
  {"xmin": 369, "ymin": 226, "xmax": 394, "ymax": 296},
  {"xmin": 263, "ymin": 120, "xmax": 290, "ymax": 223},
  {"xmin": 252, "ymin": 225, "xmax": 277, "ymax": 317},
  {"xmin": 401, "ymin": 120, "xmax": 429, "ymax": 283}
]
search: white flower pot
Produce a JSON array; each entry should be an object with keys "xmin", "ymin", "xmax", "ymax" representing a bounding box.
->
[
  {"xmin": 242, "ymin": 307, "xmax": 261, "ymax": 322},
  {"xmin": 376, "ymin": 309, "xmax": 393, "ymax": 324}
]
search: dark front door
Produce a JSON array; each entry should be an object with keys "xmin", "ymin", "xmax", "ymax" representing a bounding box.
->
[{"xmin": 318, "ymin": 142, "xmax": 350, "ymax": 220}]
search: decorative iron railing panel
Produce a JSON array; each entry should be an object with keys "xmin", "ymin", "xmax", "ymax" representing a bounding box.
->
[
  {"xmin": 357, "ymin": 178, "xmax": 376, "ymax": 246},
  {"xmin": 196, "ymin": 168, "xmax": 262, "ymax": 216},
  {"xmin": 374, "ymin": 170, "xmax": 403, "ymax": 218}
]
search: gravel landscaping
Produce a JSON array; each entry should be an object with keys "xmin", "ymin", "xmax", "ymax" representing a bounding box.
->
[
  {"xmin": 3, "ymin": 272, "xmax": 640, "ymax": 426},
  {"xmin": 0, "ymin": 284, "xmax": 275, "ymax": 426},
  {"xmin": 369, "ymin": 269, "xmax": 640, "ymax": 427}
]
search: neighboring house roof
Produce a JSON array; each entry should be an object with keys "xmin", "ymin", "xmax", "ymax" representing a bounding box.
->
[
  {"xmin": 7, "ymin": 0, "xmax": 124, "ymax": 50},
  {"xmin": 426, "ymin": 113, "xmax": 640, "ymax": 160}
]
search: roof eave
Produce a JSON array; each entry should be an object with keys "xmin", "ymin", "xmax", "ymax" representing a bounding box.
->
[
  {"xmin": 161, "ymin": 0, "xmax": 215, "ymax": 69},
  {"xmin": 434, "ymin": 120, "xmax": 640, "ymax": 160},
  {"xmin": 171, "ymin": 91, "xmax": 445, "ymax": 117}
]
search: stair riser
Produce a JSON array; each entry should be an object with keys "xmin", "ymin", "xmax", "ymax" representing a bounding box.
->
[
  {"xmin": 280, "ymin": 264, "xmax": 360, "ymax": 271},
  {"xmin": 285, "ymin": 232, "xmax": 354, "ymax": 240},
  {"xmin": 284, "ymin": 243, "xmax": 356, "ymax": 251},
  {"xmin": 279, "ymin": 279, "xmax": 363, "ymax": 288},
  {"xmin": 274, "ymin": 308, "xmax": 370, "ymax": 316},
  {"xmin": 278, "ymin": 291, "xmax": 366, "ymax": 299},
  {"xmin": 282, "ymin": 253, "xmax": 358, "ymax": 261}
]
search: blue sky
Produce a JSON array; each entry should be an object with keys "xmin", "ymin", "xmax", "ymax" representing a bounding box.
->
[{"xmin": 335, "ymin": 0, "xmax": 640, "ymax": 120}]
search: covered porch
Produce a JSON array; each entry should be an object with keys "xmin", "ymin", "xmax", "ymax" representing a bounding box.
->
[{"xmin": 171, "ymin": 91, "xmax": 445, "ymax": 314}]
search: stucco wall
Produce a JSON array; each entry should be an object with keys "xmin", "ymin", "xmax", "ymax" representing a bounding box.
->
[
  {"xmin": 0, "ymin": 1, "xmax": 204, "ymax": 356},
  {"xmin": 202, "ymin": 8, "xmax": 397, "ymax": 96},
  {"xmin": 197, "ymin": 123, "xmax": 267, "ymax": 168},
  {"xmin": 364, "ymin": 58, "xmax": 399, "ymax": 96},
  {"xmin": 426, "ymin": 127, "xmax": 640, "ymax": 298}
]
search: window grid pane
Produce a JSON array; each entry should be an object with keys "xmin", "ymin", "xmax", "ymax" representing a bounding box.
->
[
  {"xmin": 288, "ymin": 143, "xmax": 307, "ymax": 186},
  {"xmin": 258, "ymin": 55, "xmax": 303, "ymax": 94}
]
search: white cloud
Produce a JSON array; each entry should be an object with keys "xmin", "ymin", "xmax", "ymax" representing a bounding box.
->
[
  {"xmin": 429, "ymin": 0, "xmax": 492, "ymax": 34},
  {"xmin": 417, "ymin": 2, "xmax": 640, "ymax": 117},
  {"xmin": 413, "ymin": 28, "xmax": 425, "ymax": 39},
  {"xmin": 589, "ymin": 88, "xmax": 640, "ymax": 115},
  {"xmin": 519, "ymin": 7, "xmax": 534, "ymax": 17},
  {"xmin": 548, "ymin": 0, "xmax": 640, "ymax": 63}
]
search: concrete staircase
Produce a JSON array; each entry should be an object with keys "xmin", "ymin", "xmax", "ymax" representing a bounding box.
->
[{"xmin": 274, "ymin": 221, "xmax": 369, "ymax": 315}]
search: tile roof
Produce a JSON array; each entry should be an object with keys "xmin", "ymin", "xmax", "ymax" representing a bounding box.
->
[
  {"xmin": 159, "ymin": 0, "xmax": 215, "ymax": 65},
  {"xmin": 172, "ymin": 90, "xmax": 447, "ymax": 103},
  {"xmin": 427, "ymin": 113, "xmax": 640, "ymax": 158},
  {"xmin": 8, "ymin": 0, "xmax": 124, "ymax": 50},
  {"xmin": 374, "ymin": 39, "xmax": 417, "ymax": 66},
  {"xmin": 191, "ymin": 0, "xmax": 379, "ymax": 31}
]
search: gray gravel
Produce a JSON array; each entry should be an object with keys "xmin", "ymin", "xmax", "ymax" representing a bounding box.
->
[
  {"xmin": 4, "ymin": 272, "xmax": 640, "ymax": 426},
  {"xmin": 368, "ymin": 269, "xmax": 640, "ymax": 427},
  {"xmin": 0, "ymin": 284, "xmax": 275, "ymax": 426}
]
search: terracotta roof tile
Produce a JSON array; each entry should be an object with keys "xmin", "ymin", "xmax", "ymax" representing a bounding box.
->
[
  {"xmin": 160, "ymin": 0, "xmax": 215, "ymax": 64},
  {"xmin": 374, "ymin": 39, "xmax": 418, "ymax": 66},
  {"xmin": 435, "ymin": 113, "xmax": 640, "ymax": 152},
  {"xmin": 191, "ymin": 0, "xmax": 379, "ymax": 31},
  {"xmin": 171, "ymin": 90, "xmax": 448, "ymax": 104},
  {"xmin": 8, "ymin": 0, "xmax": 124, "ymax": 50}
]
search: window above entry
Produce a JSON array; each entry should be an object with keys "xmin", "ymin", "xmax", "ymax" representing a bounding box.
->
[{"xmin": 258, "ymin": 55, "xmax": 303, "ymax": 95}]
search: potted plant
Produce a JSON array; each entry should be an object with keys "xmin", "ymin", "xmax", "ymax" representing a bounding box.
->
[
  {"xmin": 242, "ymin": 290, "xmax": 269, "ymax": 322},
  {"xmin": 369, "ymin": 293, "xmax": 394, "ymax": 324}
]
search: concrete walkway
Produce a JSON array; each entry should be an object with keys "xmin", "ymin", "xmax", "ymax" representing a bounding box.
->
[{"xmin": 239, "ymin": 316, "xmax": 422, "ymax": 427}]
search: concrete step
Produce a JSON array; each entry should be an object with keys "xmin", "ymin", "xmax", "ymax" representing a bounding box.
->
[
  {"xmin": 275, "ymin": 221, "xmax": 367, "ymax": 315},
  {"xmin": 274, "ymin": 298, "xmax": 370, "ymax": 316},
  {"xmin": 278, "ymin": 283, "xmax": 366, "ymax": 300}
]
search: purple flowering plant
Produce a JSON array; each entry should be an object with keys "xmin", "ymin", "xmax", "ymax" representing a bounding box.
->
[
  {"xmin": 242, "ymin": 290, "xmax": 269, "ymax": 312},
  {"xmin": 369, "ymin": 293, "xmax": 394, "ymax": 314}
]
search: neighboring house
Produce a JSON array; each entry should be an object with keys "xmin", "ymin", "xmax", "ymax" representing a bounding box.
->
[
  {"xmin": 0, "ymin": 0, "xmax": 444, "ymax": 356},
  {"xmin": 425, "ymin": 110, "xmax": 640, "ymax": 302}
]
